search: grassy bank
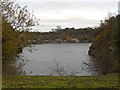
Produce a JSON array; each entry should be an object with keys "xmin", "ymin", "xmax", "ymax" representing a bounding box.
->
[{"xmin": 2, "ymin": 74, "xmax": 119, "ymax": 89}]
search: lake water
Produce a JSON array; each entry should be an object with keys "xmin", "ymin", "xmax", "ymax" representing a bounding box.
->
[{"xmin": 20, "ymin": 43, "xmax": 93, "ymax": 76}]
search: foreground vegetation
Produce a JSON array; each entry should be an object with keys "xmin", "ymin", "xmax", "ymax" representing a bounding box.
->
[{"xmin": 2, "ymin": 74, "xmax": 119, "ymax": 89}]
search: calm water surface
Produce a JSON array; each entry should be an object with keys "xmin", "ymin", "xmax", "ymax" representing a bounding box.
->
[{"xmin": 20, "ymin": 43, "xmax": 93, "ymax": 76}]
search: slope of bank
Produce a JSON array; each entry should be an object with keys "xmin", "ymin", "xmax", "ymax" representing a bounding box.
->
[
  {"xmin": 88, "ymin": 15, "xmax": 120, "ymax": 74},
  {"xmin": 2, "ymin": 74, "xmax": 119, "ymax": 88}
]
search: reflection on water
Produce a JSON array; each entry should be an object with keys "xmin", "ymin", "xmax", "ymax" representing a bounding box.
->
[{"xmin": 19, "ymin": 43, "xmax": 95, "ymax": 76}]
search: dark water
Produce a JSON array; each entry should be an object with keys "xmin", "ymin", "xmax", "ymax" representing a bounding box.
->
[{"xmin": 20, "ymin": 43, "xmax": 94, "ymax": 76}]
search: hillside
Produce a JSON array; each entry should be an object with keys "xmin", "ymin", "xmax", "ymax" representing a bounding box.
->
[{"xmin": 88, "ymin": 15, "xmax": 120, "ymax": 74}]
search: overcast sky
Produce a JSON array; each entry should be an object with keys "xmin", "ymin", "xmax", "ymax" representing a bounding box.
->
[{"xmin": 17, "ymin": 0, "xmax": 119, "ymax": 32}]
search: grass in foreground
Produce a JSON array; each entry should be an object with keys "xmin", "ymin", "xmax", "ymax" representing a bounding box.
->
[{"xmin": 2, "ymin": 74, "xmax": 119, "ymax": 89}]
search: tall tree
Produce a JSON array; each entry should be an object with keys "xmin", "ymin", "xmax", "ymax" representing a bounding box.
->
[
  {"xmin": 1, "ymin": 0, "xmax": 39, "ymax": 75},
  {"xmin": 1, "ymin": 0, "xmax": 39, "ymax": 31}
]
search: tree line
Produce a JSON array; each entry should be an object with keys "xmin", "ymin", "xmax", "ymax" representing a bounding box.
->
[{"xmin": 27, "ymin": 27, "xmax": 99, "ymax": 44}]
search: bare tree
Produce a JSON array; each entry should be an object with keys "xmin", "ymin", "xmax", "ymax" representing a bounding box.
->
[
  {"xmin": 1, "ymin": 0, "xmax": 39, "ymax": 31},
  {"xmin": 50, "ymin": 61, "xmax": 66, "ymax": 76},
  {"xmin": 49, "ymin": 60, "xmax": 79, "ymax": 76}
]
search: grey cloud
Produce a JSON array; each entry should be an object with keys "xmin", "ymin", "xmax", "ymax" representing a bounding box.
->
[
  {"xmin": 16, "ymin": 0, "xmax": 118, "ymax": 32},
  {"xmin": 18, "ymin": 1, "xmax": 117, "ymax": 11}
]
